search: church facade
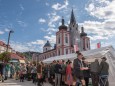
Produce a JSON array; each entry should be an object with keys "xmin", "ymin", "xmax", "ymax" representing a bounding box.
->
[{"xmin": 37, "ymin": 10, "xmax": 90, "ymax": 61}]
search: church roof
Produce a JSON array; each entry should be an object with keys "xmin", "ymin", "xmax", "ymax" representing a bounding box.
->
[
  {"xmin": 80, "ymin": 27, "xmax": 87, "ymax": 37},
  {"xmin": 44, "ymin": 41, "xmax": 51, "ymax": 47},
  {"xmin": 59, "ymin": 17, "xmax": 67, "ymax": 30}
]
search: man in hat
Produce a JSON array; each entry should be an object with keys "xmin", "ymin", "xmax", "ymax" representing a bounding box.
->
[{"xmin": 99, "ymin": 57, "xmax": 109, "ymax": 86}]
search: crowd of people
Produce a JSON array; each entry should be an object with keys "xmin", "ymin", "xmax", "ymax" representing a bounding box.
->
[{"xmin": 0, "ymin": 51, "xmax": 109, "ymax": 86}]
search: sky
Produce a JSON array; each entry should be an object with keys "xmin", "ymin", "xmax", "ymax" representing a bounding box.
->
[{"xmin": 0, "ymin": 0, "xmax": 115, "ymax": 52}]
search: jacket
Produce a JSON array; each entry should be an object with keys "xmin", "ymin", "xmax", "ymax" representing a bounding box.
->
[
  {"xmin": 73, "ymin": 58, "xmax": 84, "ymax": 77},
  {"xmin": 90, "ymin": 61, "xmax": 99, "ymax": 73},
  {"xmin": 99, "ymin": 61, "xmax": 109, "ymax": 75}
]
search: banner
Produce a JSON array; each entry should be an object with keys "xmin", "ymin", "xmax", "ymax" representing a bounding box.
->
[
  {"xmin": 97, "ymin": 42, "xmax": 101, "ymax": 48},
  {"xmin": 74, "ymin": 42, "xmax": 79, "ymax": 52}
]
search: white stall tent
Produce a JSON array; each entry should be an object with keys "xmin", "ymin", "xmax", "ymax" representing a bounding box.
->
[{"xmin": 43, "ymin": 45, "xmax": 115, "ymax": 86}]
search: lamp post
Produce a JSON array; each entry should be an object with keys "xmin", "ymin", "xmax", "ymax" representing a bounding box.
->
[{"xmin": 6, "ymin": 30, "xmax": 14, "ymax": 52}]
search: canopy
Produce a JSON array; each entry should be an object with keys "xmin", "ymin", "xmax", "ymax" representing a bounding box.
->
[
  {"xmin": 43, "ymin": 45, "xmax": 115, "ymax": 86},
  {"xmin": 9, "ymin": 59, "xmax": 18, "ymax": 63},
  {"xmin": 19, "ymin": 60, "xmax": 25, "ymax": 63}
]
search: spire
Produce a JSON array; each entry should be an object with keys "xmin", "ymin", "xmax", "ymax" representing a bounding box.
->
[
  {"xmin": 70, "ymin": 9, "xmax": 76, "ymax": 24},
  {"xmin": 81, "ymin": 27, "xmax": 84, "ymax": 32},
  {"xmin": 62, "ymin": 16, "xmax": 64, "ymax": 25}
]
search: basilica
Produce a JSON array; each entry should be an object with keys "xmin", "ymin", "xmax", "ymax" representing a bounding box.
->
[{"xmin": 37, "ymin": 9, "xmax": 90, "ymax": 61}]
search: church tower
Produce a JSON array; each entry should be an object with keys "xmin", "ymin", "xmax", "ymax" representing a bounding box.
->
[
  {"xmin": 43, "ymin": 40, "xmax": 52, "ymax": 52},
  {"xmin": 56, "ymin": 17, "xmax": 71, "ymax": 55},
  {"xmin": 80, "ymin": 27, "xmax": 90, "ymax": 51},
  {"xmin": 69, "ymin": 9, "xmax": 82, "ymax": 51}
]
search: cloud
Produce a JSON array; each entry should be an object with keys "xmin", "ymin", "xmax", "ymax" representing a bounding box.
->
[
  {"xmin": 20, "ymin": 4, "xmax": 24, "ymax": 11},
  {"xmin": 52, "ymin": 0, "xmax": 69, "ymax": 10},
  {"xmin": 44, "ymin": 35, "xmax": 56, "ymax": 44},
  {"xmin": 38, "ymin": 18, "xmax": 46, "ymax": 23},
  {"xmin": 85, "ymin": 0, "xmax": 115, "ymax": 19},
  {"xmin": 17, "ymin": 21, "xmax": 27, "ymax": 27},
  {"xmin": 48, "ymin": 14, "xmax": 61, "ymax": 28},
  {"xmin": 4, "ymin": 28, "xmax": 10, "ymax": 32},
  {"xmin": 0, "ymin": 30, "xmax": 4, "ymax": 35},
  {"xmin": 83, "ymin": 0, "xmax": 115, "ymax": 43},
  {"xmin": 31, "ymin": 40, "xmax": 45, "ymax": 45},
  {"xmin": 81, "ymin": 20, "xmax": 115, "ymax": 40},
  {"xmin": 10, "ymin": 40, "xmax": 45, "ymax": 52},
  {"xmin": 47, "ymin": 28, "xmax": 57, "ymax": 32},
  {"xmin": 45, "ymin": 2, "xmax": 49, "ymax": 6}
]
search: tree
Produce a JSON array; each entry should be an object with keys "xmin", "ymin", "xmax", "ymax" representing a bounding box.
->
[{"xmin": 0, "ymin": 52, "xmax": 11, "ymax": 63}]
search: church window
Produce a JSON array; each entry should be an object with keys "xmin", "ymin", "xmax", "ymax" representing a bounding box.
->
[
  {"xmin": 70, "ymin": 28, "xmax": 71, "ymax": 30},
  {"xmin": 87, "ymin": 39, "xmax": 89, "ymax": 48},
  {"xmin": 66, "ymin": 49, "xmax": 68, "ymax": 54},
  {"xmin": 65, "ymin": 34, "xmax": 68, "ymax": 43},
  {"xmin": 58, "ymin": 49, "xmax": 60, "ymax": 55},
  {"xmin": 73, "ymin": 24, "xmax": 74, "ymax": 27},
  {"xmin": 58, "ymin": 36, "xmax": 60, "ymax": 44}
]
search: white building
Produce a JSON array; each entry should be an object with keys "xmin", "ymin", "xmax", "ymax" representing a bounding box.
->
[{"xmin": 0, "ymin": 41, "xmax": 13, "ymax": 53}]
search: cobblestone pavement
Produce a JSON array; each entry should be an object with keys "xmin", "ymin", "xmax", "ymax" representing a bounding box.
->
[{"xmin": 0, "ymin": 79, "xmax": 52, "ymax": 86}]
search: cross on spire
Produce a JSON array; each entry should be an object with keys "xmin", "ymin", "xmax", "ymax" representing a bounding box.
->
[{"xmin": 62, "ymin": 16, "xmax": 64, "ymax": 25}]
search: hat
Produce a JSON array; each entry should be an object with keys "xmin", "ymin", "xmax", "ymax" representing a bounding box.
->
[{"xmin": 101, "ymin": 57, "xmax": 107, "ymax": 60}]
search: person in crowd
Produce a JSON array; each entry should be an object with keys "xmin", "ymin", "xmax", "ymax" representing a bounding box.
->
[
  {"xmin": 90, "ymin": 59, "xmax": 100, "ymax": 86},
  {"xmin": 66, "ymin": 60, "xmax": 73, "ymax": 86},
  {"xmin": 27, "ymin": 64, "xmax": 32, "ymax": 81},
  {"xmin": 48, "ymin": 65, "xmax": 51, "ymax": 82},
  {"xmin": 37, "ymin": 62, "xmax": 43, "ymax": 86},
  {"xmin": 54, "ymin": 60, "xmax": 62, "ymax": 86},
  {"xmin": 10, "ymin": 63, "xmax": 15, "ymax": 78},
  {"xmin": 61, "ymin": 60, "xmax": 66, "ymax": 85},
  {"xmin": 82, "ymin": 58, "xmax": 90, "ymax": 86},
  {"xmin": 99, "ymin": 57, "xmax": 109, "ymax": 86},
  {"xmin": 31, "ymin": 64, "xmax": 37, "ymax": 83},
  {"xmin": 15, "ymin": 64, "xmax": 20, "ymax": 80},
  {"xmin": 73, "ymin": 52, "xmax": 87, "ymax": 86},
  {"xmin": 20, "ymin": 64, "xmax": 27, "ymax": 82},
  {"xmin": 43, "ymin": 64, "xmax": 49, "ymax": 82},
  {"xmin": 50, "ymin": 60, "xmax": 56, "ymax": 85},
  {"xmin": 4, "ymin": 63, "xmax": 9, "ymax": 80},
  {"xmin": 0, "ymin": 63, "xmax": 4, "ymax": 82}
]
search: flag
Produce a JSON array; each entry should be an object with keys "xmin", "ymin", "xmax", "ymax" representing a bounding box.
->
[{"xmin": 97, "ymin": 42, "xmax": 101, "ymax": 48}]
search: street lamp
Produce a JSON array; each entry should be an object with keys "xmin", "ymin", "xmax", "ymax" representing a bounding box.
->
[{"xmin": 6, "ymin": 30, "xmax": 14, "ymax": 52}]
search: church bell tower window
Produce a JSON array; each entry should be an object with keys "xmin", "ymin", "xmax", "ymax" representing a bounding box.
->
[
  {"xmin": 58, "ymin": 36, "xmax": 60, "ymax": 44},
  {"xmin": 65, "ymin": 34, "xmax": 68, "ymax": 43}
]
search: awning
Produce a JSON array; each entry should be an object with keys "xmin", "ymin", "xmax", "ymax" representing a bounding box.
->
[
  {"xmin": 19, "ymin": 60, "xmax": 25, "ymax": 63},
  {"xmin": 9, "ymin": 60, "xmax": 18, "ymax": 63}
]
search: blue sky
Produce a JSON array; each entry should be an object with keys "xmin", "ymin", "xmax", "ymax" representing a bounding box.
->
[{"xmin": 0, "ymin": 0, "xmax": 115, "ymax": 52}]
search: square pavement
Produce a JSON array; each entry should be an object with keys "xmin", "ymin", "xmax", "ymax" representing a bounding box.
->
[{"xmin": 0, "ymin": 79, "xmax": 52, "ymax": 86}]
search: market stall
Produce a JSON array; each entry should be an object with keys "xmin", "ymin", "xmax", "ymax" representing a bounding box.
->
[{"xmin": 43, "ymin": 45, "xmax": 115, "ymax": 86}]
